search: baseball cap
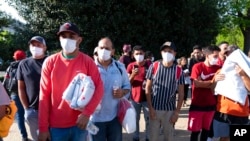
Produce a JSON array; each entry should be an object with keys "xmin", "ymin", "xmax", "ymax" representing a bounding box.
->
[
  {"xmin": 13, "ymin": 50, "xmax": 26, "ymax": 60},
  {"xmin": 29, "ymin": 36, "xmax": 46, "ymax": 46},
  {"xmin": 122, "ymin": 44, "xmax": 131, "ymax": 52},
  {"xmin": 160, "ymin": 41, "xmax": 176, "ymax": 51},
  {"xmin": 57, "ymin": 22, "xmax": 80, "ymax": 35}
]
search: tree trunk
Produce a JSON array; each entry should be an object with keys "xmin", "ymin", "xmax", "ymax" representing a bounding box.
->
[{"xmin": 243, "ymin": 27, "xmax": 250, "ymax": 54}]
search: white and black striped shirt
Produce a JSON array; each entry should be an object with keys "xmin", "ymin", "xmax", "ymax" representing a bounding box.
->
[{"xmin": 146, "ymin": 61, "xmax": 185, "ymax": 111}]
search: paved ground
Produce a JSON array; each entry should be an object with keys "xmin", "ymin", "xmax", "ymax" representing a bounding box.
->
[{"xmin": 2, "ymin": 98, "xmax": 191, "ymax": 141}]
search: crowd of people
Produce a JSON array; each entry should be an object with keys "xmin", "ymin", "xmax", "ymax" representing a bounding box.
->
[{"xmin": 0, "ymin": 21, "xmax": 250, "ymax": 141}]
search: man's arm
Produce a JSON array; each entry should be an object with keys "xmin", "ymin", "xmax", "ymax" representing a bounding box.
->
[
  {"xmin": 235, "ymin": 65, "xmax": 250, "ymax": 91},
  {"xmin": 176, "ymin": 84, "xmax": 184, "ymax": 113},
  {"xmin": 145, "ymin": 79, "xmax": 153, "ymax": 109},
  {"xmin": 18, "ymin": 80, "xmax": 29, "ymax": 109},
  {"xmin": 193, "ymin": 77, "xmax": 213, "ymax": 88}
]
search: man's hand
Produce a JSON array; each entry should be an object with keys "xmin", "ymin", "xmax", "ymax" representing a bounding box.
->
[
  {"xmin": 113, "ymin": 88, "xmax": 124, "ymax": 99},
  {"xmin": 131, "ymin": 68, "xmax": 139, "ymax": 77},
  {"xmin": 76, "ymin": 114, "xmax": 89, "ymax": 129},
  {"xmin": 235, "ymin": 65, "xmax": 246, "ymax": 76},
  {"xmin": 149, "ymin": 107, "xmax": 157, "ymax": 120},
  {"xmin": 170, "ymin": 111, "xmax": 179, "ymax": 123},
  {"xmin": 38, "ymin": 131, "xmax": 51, "ymax": 141},
  {"xmin": 214, "ymin": 73, "xmax": 225, "ymax": 82}
]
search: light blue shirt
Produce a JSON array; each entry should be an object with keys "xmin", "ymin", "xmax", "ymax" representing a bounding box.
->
[{"xmin": 91, "ymin": 59, "xmax": 131, "ymax": 122}]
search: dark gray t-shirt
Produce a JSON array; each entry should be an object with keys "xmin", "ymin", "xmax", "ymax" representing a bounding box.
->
[{"xmin": 17, "ymin": 56, "xmax": 46, "ymax": 110}]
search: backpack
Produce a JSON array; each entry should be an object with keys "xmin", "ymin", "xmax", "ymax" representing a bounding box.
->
[
  {"xmin": 152, "ymin": 61, "xmax": 182, "ymax": 80},
  {"xmin": 3, "ymin": 61, "xmax": 20, "ymax": 92}
]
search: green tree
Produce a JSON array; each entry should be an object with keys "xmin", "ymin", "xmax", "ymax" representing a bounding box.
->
[
  {"xmin": 218, "ymin": 0, "xmax": 250, "ymax": 53},
  {"xmin": 6, "ymin": 0, "xmax": 221, "ymax": 59}
]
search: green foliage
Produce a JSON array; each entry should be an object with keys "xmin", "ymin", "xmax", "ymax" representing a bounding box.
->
[
  {"xmin": 5, "ymin": 0, "xmax": 221, "ymax": 59},
  {"xmin": 216, "ymin": 25, "xmax": 244, "ymax": 49},
  {"xmin": 218, "ymin": 0, "xmax": 250, "ymax": 53}
]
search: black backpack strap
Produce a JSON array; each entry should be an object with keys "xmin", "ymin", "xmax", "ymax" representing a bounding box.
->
[{"xmin": 114, "ymin": 61, "xmax": 123, "ymax": 75}]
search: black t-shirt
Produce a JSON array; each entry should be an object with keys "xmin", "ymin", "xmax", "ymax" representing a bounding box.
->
[{"xmin": 17, "ymin": 56, "xmax": 46, "ymax": 110}]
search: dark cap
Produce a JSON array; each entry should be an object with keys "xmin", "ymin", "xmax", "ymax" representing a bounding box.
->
[
  {"xmin": 57, "ymin": 22, "xmax": 80, "ymax": 35},
  {"xmin": 29, "ymin": 36, "xmax": 46, "ymax": 45},
  {"xmin": 160, "ymin": 41, "xmax": 176, "ymax": 51}
]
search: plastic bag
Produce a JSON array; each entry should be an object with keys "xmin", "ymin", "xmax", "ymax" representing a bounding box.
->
[
  {"xmin": 117, "ymin": 98, "xmax": 136, "ymax": 133},
  {"xmin": 62, "ymin": 73, "xmax": 95, "ymax": 110}
]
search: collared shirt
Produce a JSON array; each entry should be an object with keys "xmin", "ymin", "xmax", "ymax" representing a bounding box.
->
[
  {"xmin": 91, "ymin": 59, "xmax": 131, "ymax": 122},
  {"xmin": 146, "ymin": 61, "xmax": 185, "ymax": 111}
]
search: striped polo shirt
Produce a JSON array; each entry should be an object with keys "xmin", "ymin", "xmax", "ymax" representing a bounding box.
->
[{"xmin": 146, "ymin": 61, "xmax": 185, "ymax": 111}]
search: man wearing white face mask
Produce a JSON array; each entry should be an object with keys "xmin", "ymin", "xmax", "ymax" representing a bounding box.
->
[
  {"xmin": 38, "ymin": 22, "xmax": 104, "ymax": 141},
  {"xmin": 90, "ymin": 37, "xmax": 131, "ymax": 141},
  {"xmin": 187, "ymin": 45, "xmax": 221, "ymax": 141},
  {"xmin": 145, "ymin": 41, "xmax": 185, "ymax": 141},
  {"xmin": 127, "ymin": 45, "xmax": 151, "ymax": 141},
  {"xmin": 17, "ymin": 36, "xmax": 47, "ymax": 141}
]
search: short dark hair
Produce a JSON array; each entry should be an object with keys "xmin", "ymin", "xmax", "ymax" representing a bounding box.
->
[
  {"xmin": 217, "ymin": 41, "xmax": 229, "ymax": 47},
  {"xmin": 203, "ymin": 45, "xmax": 221, "ymax": 55},
  {"xmin": 145, "ymin": 51, "xmax": 153, "ymax": 58},
  {"xmin": 133, "ymin": 45, "xmax": 145, "ymax": 51},
  {"xmin": 193, "ymin": 45, "xmax": 202, "ymax": 50}
]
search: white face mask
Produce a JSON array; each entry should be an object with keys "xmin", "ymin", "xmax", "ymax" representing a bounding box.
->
[
  {"xmin": 151, "ymin": 57, "xmax": 154, "ymax": 62},
  {"xmin": 30, "ymin": 46, "xmax": 44, "ymax": 57},
  {"xmin": 98, "ymin": 49, "xmax": 111, "ymax": 61},
  {"xmin": 60, "ymin": 38, "xmax": 77, "ymax": 53},
  {"xmin": 209, "ymin": 57, "xmax": 218, "ymax": 65},
  {"xmin": 162, "ymin": 52, "xmax": 174, "ymax": 62},
  {"xmin": 134, "ymin": 55, "xmax": 144, "ymax": 62}
]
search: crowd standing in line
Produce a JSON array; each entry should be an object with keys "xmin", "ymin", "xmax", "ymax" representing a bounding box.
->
[
  {"xmin": 1, "ymin": 22, "xmax": 250, "ymax": 141},
  {"xmin": 3, "ymin": 50, "xmax": 28, "ymax": 141}
]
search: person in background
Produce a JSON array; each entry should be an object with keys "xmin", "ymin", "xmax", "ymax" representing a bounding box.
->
[
  {"xmin": 91, "ymin": 37, "xmax": 131, "ymax": 141},
  {"xmin": 93, "ymin": 46, "xmax": 98, "ymax": 61},
  {"xmin": 3, "ymin": 50, "xmax": 29, "ymax": 141},
  {"xmin": 145, "ymin": 41, "xmax": 185, "ymax": 141},
  {"xmin": 38, "ymin": 22, "xmax": 104, "ymax": 141},
  {"xmin": 145, "ymin": 50, "xmax": 154, "ymax": 63},
  {"xmin": 178, "ymin": 56, "xmax": 190, "ymax": 107},
  {"xmin": 0, "ymin": 83, "xmax": 11, "ymax": 141},
  {"xmin": 119, "ymin": 44, "xmax": 133, "ymax": 68},
  {"xmin": 188, "ymin": 45, "xmax": 204, "ymax": 74},
  {"xmin": 127, "ymin": 45, "xmax": 151, "ymax": 141},
  {"xmin": 188, "ymin": 45, "xmax": 221, "ymax": 141},
  {"xmin": 217, "ymin": 41, "xmax": 229, "ymax": 66},
  {"xmin": 17, "ymin": 36, "xmax": 47, "ymax": 141}
]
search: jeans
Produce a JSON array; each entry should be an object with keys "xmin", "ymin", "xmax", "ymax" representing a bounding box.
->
[
  {"xmin": 24, "ymin": 108, "xmax": 38, "ymax": 141},
  {"xmin": 11, "ymin": 93, "xmax": 28, "ymax": 139},
  {"xmin": 50, "ymin": 126, "xmax": 87, "ymax": 141},
  {"xmin": 92, "ymin": 117, "xmax": 122, "ymax": 141},
  {"xmin": 131, "ymin": 100, "xmax": 149, "ymax": 140}
]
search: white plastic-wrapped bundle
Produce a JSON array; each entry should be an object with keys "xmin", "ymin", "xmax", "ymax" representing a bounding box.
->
[{"xmin": 62, "ymin": 73, "xmax": 95, "ymax": 110}]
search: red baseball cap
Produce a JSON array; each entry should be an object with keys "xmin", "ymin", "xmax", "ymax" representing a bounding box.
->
[{"xmin": 13, "ymin": 50, "xmax": 26, "ymax": 60}]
